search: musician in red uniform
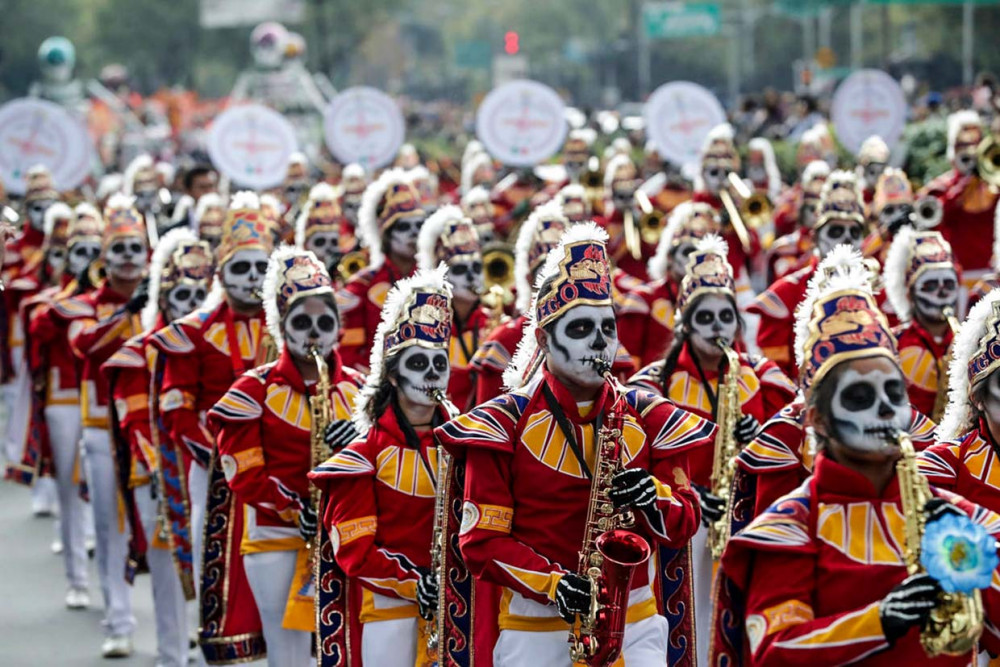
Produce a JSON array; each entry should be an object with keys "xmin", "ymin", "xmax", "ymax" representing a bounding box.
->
[
  {"xmin": 884, "ymin": 228, "xmax": 959, "ymax": 420},
  {"xmin": 771, "ymin": 127, "xmax": 826, "ymax": 239},
  {"xmin": 437, "ymin": 223, "xmax": 716, "ymax": 666},
  {"xmin": 338, "ymin": 169, "xmax": 426, "ymax": 371},
  {"xmin": 628, "ymin": 235, "xmax": 795, "ymax": 663},
  {"xmin": 765, "ymin": 160, "xmax": 828, "ymax": 285},
  {"xmin": 856, "ymin": 135, "xmax": 891, "ymax": 208},
  {"xmin": 294, "ymin": 183, "xmax": 353, "ymax": 278},
  {"xmin": 312, "ymin": 265, "xmax": 455, "ymax": 666},
  {"xmin": 192, "ymin": 192, "xmax": 225, "ymax": 251},
  {"xmin": 102, "ymin": 228, "xmax": 214, "ymax": 667},
  {"xmin": 714, "ymin": 244, "xmax": 1000, "ymax": 666},
  {"xmin": 750, "ymin": 171, "xmax": 867, "ymax": 379},
  {"xmin": 461, "ymin": 185, "xmax": 495, "ymax": 242},
  {"xmin": 968, "ymin": 204, "xmax": 1000, "ymax": 310},
  {"xmin": 210, "ymin": 247, "xmax": 360, "ymax": 667},
  {"xmin": 68, "ymin": 194, "xmax": 150, "ymax": 658},
  {"xmin": 339, "ymin": 163, "xmax": 368, "ymax": 230},
  {"xmin": 150, "ymin": 193, "xmax": 273, "ymax": 663},
  {"xmin": 597, "ymin": 154, "xmax": 656, "ymax": 281},
  {"xmin": 920, "ymin": 110, "xmax": 998, "ymax": 297}
]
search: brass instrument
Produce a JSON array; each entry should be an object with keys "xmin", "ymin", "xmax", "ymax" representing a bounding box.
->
[
  {"xmin": 912, "ymin": 197, "xmax": 944, "ymax": 230},
  {"xmin": 931, "ymin": 307, "xmax": 962, "ymax": 423},
  {"xmin": 482, "ymin": 241, "xmax": 515, "ymax": 292},
  {"xmin": 977, "ymin": 134, "xmax": 1000, "ymax": 188},
  {"xmin": 568, "ymin": 358, "xmax": 652, "ymax": 666},
  {"xmin": 634, "ymin": 189, "xmax": 665, "ymax": 245},
  {"xmin": 895, "ymin": 430, "xmax": 984, "ymax": 656},
  {"xmin": 708, "ymin": 340, "xmax": 743, "ymax": 560},
  {"xmin": 622, "ymin": 207, "xmax": 643, "ymax": 261},
  {"xmin": 427, "ymin": 388, "xmax": 460, "ymax": 654},
  {"xmin": 336, "ymin": 250, "xmax": 368, "ymax": 283},
  {"xmin": 716, "ymin": 173, "xmax": 753, "ymax": 255},
  {"xmin": 307, "ymin": 345, "xmax": 334, "ymax": 583},
  {"xmin": 582, "ymin": 156, "xmax": 604, "ymax": 207}
]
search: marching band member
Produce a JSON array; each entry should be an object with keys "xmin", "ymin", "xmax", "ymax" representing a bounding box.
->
[
  {"xmin": 462, "ymin": 185, "xmax": 495, "ymax": 242},
  {"xmin": 150, "ymin": 193, "xmax": 273, "ymax": 663},
  {"xmin": 765, "ymin": 160, "xmax": 828, "ymax": 284},
  {"xmin": 628, "ymin": 235, "xmax": 795, "ymax": 663},
  {"xmin": 68, "ymin": 194, "xmax": 151, "ymax": 658},
  {"xmin": 968, "ymin": 204, "xmax": 1000, "ymax": 310},
  {"xmin": 295, "ymin": 183, "xmax": 351, "ymax": 277},
  {"xmin": 282, "ymin": 151, "xmax": 312, "ymax": 214},
  {"xmin": 856, "ymin": 135, "xmax": 891, "ymax": 207},
  {"xmin": 415, "ymin": 206, "xmax": 490, "ymax": 412},
  {"xmin": 884, "ymin": 227, "xmax": 959, "ymax": 420},
  {"xmin": 339, "ymin": 163, "xmax": 367, "ymax": 228},
  {"xmin": 192, "ymin": 192, "xmax": 225, "ymax": 250},
  {"xmin": 714, "ymin": 245, "xmax": 1000, "ymax": 666},
  {"xmin": 920, "ymin": 110, "xmax": 998, "ymax": 295},
  {"xmin": 209, "ymin": 246, "xmax": 360, "ymax": 667},
  {"xmin": 436, "ymin": 223, "xmax": 717, "ymax": 666},
  {"xmin": 771, "ymin": 126, "xmax": 826, "ymax": 238},
  {"xmin": 471, "ymin": 201, "xmax": 568, "ymax": 404},
  {"xmin": 409, "ymin": 164, "xmax": 440, "ymax": 215},
  {"xmin": 339, "ymin": 169, "xmax": 426, "ymax": 372},
  {"xmin": 312, "ymin": 264, "xmax": 454, "ymax": 667},
  {"xmin": 750, "ymin": 170, "xmax": 867, "ymax": 380},
  {"xmin": 597, "ymin": 153, "xmax": 655, "ymax": 280},
  {"xmin": 102, "ymin": 228, "xmax": 214, "ymax": 667},
  {"xmin": 123, "ymin": 154, "xmax": 161, "ymax": 227},
  {"xmin": 556, "ymin": 183, "xmax": 591, "ymax": 224},
  {"xmin": 862, "ymin": 167, "xmax": 917, "ymax": 270},
  {"xmin": 745, "ymin": 137, "xmax": 783, "ymax": 204},
  {"xmin": 461, "ymin": 149, "xmax": 495, "ymax": 198}
]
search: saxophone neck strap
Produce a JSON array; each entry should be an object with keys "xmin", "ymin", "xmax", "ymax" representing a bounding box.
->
[
  {"xmin": 689, "ymin": 343, "xmax": 721, "ymax": 419},
  {"xmin": 541, "ymin": 383, "xmax": 603, "ymax": 481}
]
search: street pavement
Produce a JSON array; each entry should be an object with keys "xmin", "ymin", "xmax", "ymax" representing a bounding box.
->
[{"xmin": 0, "ymin": 481, "xmax": 158, "ymax": 666}]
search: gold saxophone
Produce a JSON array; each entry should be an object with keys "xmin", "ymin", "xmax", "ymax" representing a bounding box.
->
[
  {"xmin": 895, "ymin": 430, "xmax": 984, "ymax": 656},
  {"xmin": 307, "ymin": 346, "xmax": 334, "ymax": 563},
  {"xmin": 568, "ymin": 358, "xmax": 652, "ymax": 666},
  {"xmin": 708, "ymin": 340, "xmax": 743, "ymax": 560},
  {"xmin": 931, "ymin": 307, "xmax": 962, "ymax": 423},
  {"xmin": 427, "ymin": 388, "xmax": 460, "ymax": 654}
]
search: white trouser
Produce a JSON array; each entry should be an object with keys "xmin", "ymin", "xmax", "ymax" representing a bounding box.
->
[
  {"xmin": 82, "ymin": 426, "xmax": 135, "ymax": 637},
  {"xmin": 243, "ymin": 550, "xmax": 311, "ymax": 667},
  {"xmin": 45, "ymin": 404, "xmax": 88, "ymax": 590},
  {"xmin": 187, "ymin": 461, "xmax": 208, "ymax": 666},
  {"xmin": 136, "ymin": 484, "xmax": 188, "ymax": 667},
  {"xmin": 362, "ymin": 616, "xmax": 418, "ymax": 666},
  {"xmin": 691, "ymin": 524, "xmax": 712, "ymax": 666},
  {"xmin": 3, "ymin": 347, "xmax": 27, "ymax": 463},
  {"xmin": 32, "ymin": 476, "xmax": 58, "ymax": 513},
  {"xmin": 493, "ymin": 613, "xmax": 669, "ymax": 666}
]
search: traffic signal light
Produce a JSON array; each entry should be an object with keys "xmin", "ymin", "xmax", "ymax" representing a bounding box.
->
[{"xmin": 504, "ymin": 31, "xmax": 519, "ymax": 55}]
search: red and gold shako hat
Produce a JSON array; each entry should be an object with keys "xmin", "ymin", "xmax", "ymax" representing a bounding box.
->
[
  {"xmin": 24, "ymin": 165, "xmax": 58, "ymax": 203},
  {"xmin": 217, "ymin": 191, "xmax": 273, "ymax": 266},
  {"xmin": 939, "ymin": 290, "xmax": 1000, "ymax": 439},
  {"xmin": 101, "ymin": 193, "xmax": 146, "ymax": 249},
  {"xmin": 416, "ymin": 205, "xmax": 480, "ymax": 271},
  {"xmin": 262, "ymin": 245, "xmax": 335, "ymax": 349},
  {"xmin": 295, "ymin": 182, "xmax": 344, "ymax": 246},
  {"xmin": 872, "ymin": 168, "xmax": 914, "ymax": 216},
  {"xmin": 534, "ymin": 222, "xmax": 612, "ymax": 328},
  {"xmin": 815, "ymin": 170, "xmax": 866, "ymax": 230},
  {"xmin": 677, "ymin": 234, "xmax": 735, "ymax": 314}
]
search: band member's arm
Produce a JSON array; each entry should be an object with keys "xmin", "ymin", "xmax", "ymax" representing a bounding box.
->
[
  {"xmin": 459, "ymin": 447, "xmax": 569, "ymax": 605},
  {"xmin": 916, "ymin": 442, "xmax": 961, "ymax": 491},
  {"xmin": 156, "ymin": 330, "xmax": 214, "ymax": 467},
  {"xmin": 27, "ymin": 304, "xmax": 55, "ymax": 378},
  {"xmin": 69, "ymin": 306, "xmax": 136, "ymax": 364},
  {"xmin": 108, "ymin": 357, "xmax": 157, "ymax": 474},
  {"xmin": 336, "ymin": 281, "xmax": 371, "ymax": 372}
]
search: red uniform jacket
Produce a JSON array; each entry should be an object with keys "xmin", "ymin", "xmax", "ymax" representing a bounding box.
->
[
  {"xmin": 894, "ymin": 320, "xmax": 953, "ymax": 419},
  {"xmin": 766, "ymin": 229, "xmax": 813, "ymax": 285},
  {"xmin": 436, "ymin": 368, "xmax": 716, "ymax": 631},
  {"xmin": 336, "ymin": 258, "xmax": 413, "ymax": 372},
  {"xmin": 921, "ymin": 170, "xmax": 998, "ymax": 275},
  {"xmin": 748, "ymin": 258, "xmax": 817, "ymax": 379},
  {"xmin": 596, "ymin": 206, "xmax": 658, "ymax": 281},
  {"xmin": 449, "ymin": 304, "xmax": 492, "ymax": 413},
  {"xmin": 719, "ymin": 452, "xmax": 1000, "ymax": 665},
  {"xmin": 629, "ymin": 343, "xmax": 796, "ymax": 487},
  {"xmin": 27, "ymin": 279, "xmax": 86, "ymax": 406},
  {"xmin": 771, "ymin": 184, "xmax": 802, "ymax": 239},
  {"xmin": 690, "ymin": 191, "xmax": 760, "ymax": 281},
  {"xmin": 628, "ymin": 278, "xmax": 679, "ymax": 369}
]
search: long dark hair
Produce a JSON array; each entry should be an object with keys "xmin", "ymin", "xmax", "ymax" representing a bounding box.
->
[
  {"xmin": 369, "ymin": 353, "xmax": 443, "ymax": 447},
  {"xmin": 657, "ymin": 291, "xmax": 743, "ymax": 389}
]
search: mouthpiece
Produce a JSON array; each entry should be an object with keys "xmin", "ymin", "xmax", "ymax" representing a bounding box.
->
[
  {"xmin": 426, "ymin": 388, "xmax": 447, "ymax": 404},
  {"xmin": 586, "ymin": 357, "xmax": 613, "ymax": 376}
]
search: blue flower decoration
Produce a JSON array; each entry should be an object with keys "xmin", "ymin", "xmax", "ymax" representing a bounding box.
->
[{"xmin": 921, "ymin": 513, "xmax": 999, "ymax": 594}]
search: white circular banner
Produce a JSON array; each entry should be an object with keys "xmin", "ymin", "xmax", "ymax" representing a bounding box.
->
[
  {"xmin": 0, "ymin": 98, "xmax": 93, "ymax": 195},
  {"xmin": 831, "ymin": 69, "xmax": 907, "ymax": 154},
  {"xmin": 644, "ymin": 81, "xmax": 725, "ymax": 169},
  {"xmin": 207, "ymin": 103, "xmax": 298, "ymax": 190},
  {"xmin": 475, "ymin": 80, "xmax": 567, "ymax": 167},
  {"xmin": 324, "ymin": 87, "xmax": 405, "ymax": 170}
]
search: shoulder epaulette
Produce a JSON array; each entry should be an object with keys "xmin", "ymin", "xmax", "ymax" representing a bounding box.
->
[
  {"xmin": 51, "ymin": 297, "xmax": 95, "ymax": 320},
  {"xmin": 731, "ymin": 483, "xmax": 813, "ymax": 549},
  {"xmin": 150, "ymin": 322, "xmax": 195, "ymax": 355}
]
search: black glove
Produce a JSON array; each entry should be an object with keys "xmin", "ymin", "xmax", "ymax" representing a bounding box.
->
[
  {"xmin": 735, "ymin": 414, "xmax": 760, "ymax": 445},
  {"xmin": 76, "ymin": 261, "xmax": 96, "ymax": 293},
  {"xmin": 125, "ymin": 277, "xmax": 151, "ymax": 314},
  {"xmin": 924, "ymin": 497, "xmax": 964, "ymax": 525},
  {"xmin": 555, "ymin": 573, "xmax": 592, "ymax": 624},
  {"xmin": 879, "ymin": 573, "xmax": 942, "ymax": 645},
  {"xmin": 609, "ymin": 468, "xmax": 658, "ymax": 513},
  {"xmin": 693, "ymin": 483, "xmax": 726, "ymax": 527},
  {"xmin": 324, "ymin": 419, "xmax": 359, "ymax": 451},
  {"xmin": 416, "ymin": 568, "xmax": 439, "ymax": 621},
  {"xmin": 297, "ymin": 504, "xmax": 318, "ymax": 542}
]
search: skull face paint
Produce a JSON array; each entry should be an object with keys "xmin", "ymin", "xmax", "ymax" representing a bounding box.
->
[
  {"xmin": 688, "ymin": 294, "xmax": 738, "ymax": 358},
  {"xmin": 668, "ymin": 240, "xmax": 699, "ymax": 283},
  {"xmin": 104, "ymin": 236, "xmax": 147, "ymax": 281},
  {"xmin": 221, "ymin": 248, "xmax": 269, "ymax": 307},
  {"xmin": 27, "ymin": 199, "xmax": 55, "ymax": 231},
  {"xmin": 305, "ymin": 232, "xmax": 341, "ymax": 271},
  {"xmin": 746, "ymin": 165, "xmax": 768, "ymax": 185},
  {"xmin": 165, "ymin": 283, "xmax": 208, "ymax": 321},
  {"xmin": 447, "ymin": 256, "xmax": 484, "ymax": 304},
  {"xmin": 863, "ymin": 162, "xmax": 887, "ymax": 191},
  {"xmin": 815, "ymin": 220, "xmax": 864, "ymax": 257},
  {"xmin": 393, "ymin": 345, "xmax": 450, "ymax": 408},
  {"xmin": 133, "ymin": 186, "xmax": 158, "ymax": 214},
  {"xmin": 389, "ymin": 215, "xmax": 424, "ymax": 258},
  {"xmin": 68, "ymin": 241, "xmax": 101, "ymax": 276},
  {"xmin": 911, "ymin": 267, "xmax": 958, "ymax": 324},
  {"xmin": 282, "ymin": 296, "xmax": 339, "ymax": 360},
  {"xmin": 877, "ymin": 202, "xmax": 913, "ymax": 235},
  {"xmin": 701, "ymin": 165, "xmax": 727, "ymax": 195},
  {"xmin": 46, "ymin": 247, "xmax": 67, "ymax": 277},
  {"xmin": 543, "ymin": 305, "xmax": 618, "ymax": 393},
  {"xmin": 829, "ymin": 365, "xmax": 910, "ymax": 452}
]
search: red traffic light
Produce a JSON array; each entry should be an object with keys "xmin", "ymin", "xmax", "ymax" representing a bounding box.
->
[{"xmin": 504, "ymin": 31, "xmax": 520, "ymax": 55}]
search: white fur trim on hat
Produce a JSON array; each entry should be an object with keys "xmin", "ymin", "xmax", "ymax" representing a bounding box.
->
[
  {"xmin": 416, "ymin": 205, "xmax": 466, "ymax": 272},
  {"xmin": 105, "ymin": 192, "xmax": 137, "ymax": 213},
  {"xmin": 883, "ymin": 225, "xmax": 919, "ymax": 323},
  {"xmin": 503, "ymin": 222, "xmax": 609, "ymax": 391},
  {"xmin": 193, "ymin": 193, "xmax": 224, "ymax": 232},
  {"xmin": 647, "ymin": 201, "xmax": 695, "ymax": 282},
  {"xmin": 73, "ymin": 202, "xmax": 100, "ymax": 221},
  {"xmin": 461, "ymin": 185, "xmax": 490, "ymax": 209},
  {"xmin": 793, "ymin": 244, "xmax": 873, "ymax": 371},
  {"xmin": 357, "ymin": 168, "xmax": 411, "ymax": 269},
  {"xmin": 261, "ymin": 244, "xmax": 329, "ymax": 351},
  {"xmin": 354, "ymin": 263, "xmax": 452, "ymax": 434},
  {"xmin": 96, "ymin": 174, "xmax": 124, "ymax": 202},
  {"xmin": 858, "ymin": 135, "xmax": 890, "ymax": 161},
  {"xmin": 294, "ymin": 182, "xmax": 338, "ymax": 248},
  {"xmin": 141, "ymin": 227, "xmax": 199, "ymax": 332},
  {"xmin": 748, "ymin": 137, "xmax": 783, "ymax": 202},
  {"xmin": 342, "ymin": 163, "xmax": 365, "ymax": 180},
  {"xmin": 43, "ymin": 202, "xmax": 73, "ymax": 239},
  {"xmin": 259, "ymin": 193, "xmax": 282, "ymax": 215},
  {"xmin": 557, "ymin": 183, "xmax": 585, "ymax": 204},
  {"xmin": 801, "ymin": 160, "xmax": 831, "ymax": 188},
  {"xmin": 701, "ymin": 123, "xmax": 735, "ymax": 153},
  {"xmin": 939, "ymin": 290, "xmax": 1000, "ymax": 439},
  {"xmin": 514, "ymin": 200, "xmax": 568, "ymax": 314},
  {"xmin": 461, "ymin": 152, "xmax": 492, "ymax": 195},
  {"xmin": 462, "ymin": 140, "xmax": 485, "ymax": 167},
  {"xmin": 568, "ymin": 128, "xmax": 597, "ymax": 147},
  {"xmin": 229, "ymin": 191, "xmax": 261, "ymax": 211},
  {"xmin": 155, "ymin": 161, "xmax": 175, "ymax": 184},
  {"xmin": 288, "ymin": 151, "xmax": 308, "ymax": 167},
  {"xmin": 603, "ymin": 153, "xmax": 634, "ymax": 193},
  {"xmin": 993, "ymin": 200, "xmax": 1000, "ymax": 271},
  {"xmin": 947, "ymin": 110, "xmax": 982, "ymax": 161},
  {"xmin": 123, "ymin": 154, "xmax": 154, "ymax": 195}
]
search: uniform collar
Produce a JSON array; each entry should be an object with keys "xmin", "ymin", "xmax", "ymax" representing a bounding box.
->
[
  {"xmin": 540, "ymin": 366, "xmax": 612, "ymax": 423},
  {"xmin": 813, "ymin": 451, "xmax": 901, "ymax": 500},
  {"xmin": 271, "ymin": 346, "xmax": 345, "ymax": 394}
]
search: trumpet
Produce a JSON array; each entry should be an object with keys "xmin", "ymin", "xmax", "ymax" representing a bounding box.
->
[
  {"xmin": 336, "ymin": 250, "xmax": 368, "ymax": 282},
  {"xmin": 717, "ymin": 172, "xmax": 771, "ymax": 255},
  {"xmin": 912, "ymin": 197, "xmax": 944, "ymax": 230},
  {"xmin": 634, "ymin": 189, "xmax": 665, "ymax": 245},
  {"xmin": 977, "ymin": 134, "xmax": 1000, "ymax": 188},
  {"xmin": 482, "ymin": 242, "xmax": 515, "ymax": 292}
]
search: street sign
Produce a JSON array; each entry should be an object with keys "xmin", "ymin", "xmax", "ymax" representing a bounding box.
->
[
  {"xmin": 207, "ymin": 103, "xmax": 298, "ymax": 190},
  {"xmin": 642, "ymin": 2, "xmax": 721, "ymax": 40},
  {"xmin": 644, "ymin": 81, "xmax": 726, "ymax": 170},
  {"xmin": 199, "ymin": 0, "xmax": 305, "ymax": 28},
  {"xmin": 831, "ymin": 69, "xmax": 907, "ymax": 154},
  {"xmin": 323, "ymin": 87, "xmax": 405, "ymax": 170},
  {"xmin": 454, "ymin": 40, "xmax": 492, "ymax": 70},
  {"xmin": 0, "ymin": 98, "xmax": 93, "ymax": 195},
  {"xmin": 476, "ymin": 80, "xmax": 567, "ymax": 167}
]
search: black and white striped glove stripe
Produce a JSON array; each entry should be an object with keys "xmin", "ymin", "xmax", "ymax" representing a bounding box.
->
[
  {"xmin": 609, "ymin": 468, "xmax": 658, "ymax": 511},
  {"xmin": 555, "ymin": 573, "xmax": 591, "ymax": 623},
  {"xmin": 324, "ymin": 419, "xmax": 359, "ymax": 450}
]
